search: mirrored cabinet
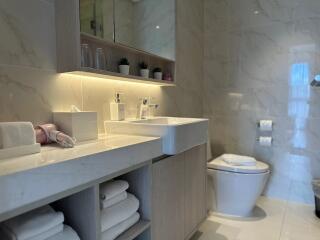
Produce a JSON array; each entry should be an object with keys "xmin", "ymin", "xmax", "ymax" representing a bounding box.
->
[
  {"xmin": 80, "ymin": 0, "xmax": 114, "ymax": 41},
  {"xmin": 55, "ymin": 0, "xmax": 176, "ymax": 86},
  {"xmin": 80, "ymin": 0, "xmax": 175, "ymax": 61},
  {"xmin": 114, "ymin": 0, "xmax": 175, "ymax": 61}
]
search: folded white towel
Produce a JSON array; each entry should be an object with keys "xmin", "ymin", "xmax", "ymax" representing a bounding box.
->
[
  {"xmin": 31, "ymin": 224, "xmax": 63, "ymax": 240},
  {"xmin": 0, "ymin": 122, "xmax": 36, "ymax": 149},
  {"xmin": 101, "ymin": 212, "xmax": 140, "ymax": 240},
  {"xmin": 100, "ymin": 180, "xmax": 129, "ymax": 201},
  {"xmin": 0, "ymin": 205, "xmax": 64, "ymax": 240},
  {"xmin": 46, "ymin": 225, "xmax": 80, "ymax": 240},
  {"xmin": 101, "ymin": 193, "xmax": 139, "ymax": 232},
  {"xmin": 221, "ymin": 154, "xmax": 257, "ymax": 166},
  {"xmin": 101, "ymin": 191, "xmax": 128, "ymax": 209},
  {"xmin": 0, "ymin": 224, "xmax": 63, "ymax": 240}
]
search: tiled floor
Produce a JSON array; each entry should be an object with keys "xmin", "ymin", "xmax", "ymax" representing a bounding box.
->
[{"xmin": 191, "ymin": 197, "xmax": 320, "ymax": 240}]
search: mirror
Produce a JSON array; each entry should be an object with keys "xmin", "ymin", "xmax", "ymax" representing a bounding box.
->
[
  {"xmin": 115, "ymin": 0, "xmax": 175, "ymax": 60},
  {"xmin": 80, "ymin": 0, "xmax": 114, "ymax": 42},
  {"xmin": 80, "ymin": 0, "xmax": 176, "ymax": 60}
]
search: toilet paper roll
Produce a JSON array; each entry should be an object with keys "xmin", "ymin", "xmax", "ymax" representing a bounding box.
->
[
  {"xmin": 259, "ymin": 120, "xmax": 273, "ymax": 131},
  {"xmin": 259, "ymin": 137, "xmax": 272, "ymax": 147}
]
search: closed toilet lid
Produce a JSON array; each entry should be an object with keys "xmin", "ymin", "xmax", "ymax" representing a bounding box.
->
[{"xmin": 207, "ymin": 156, "xmax": 269, "ymax": 174}]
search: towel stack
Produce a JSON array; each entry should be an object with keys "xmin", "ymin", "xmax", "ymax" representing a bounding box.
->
[
  {"xmin": 0, "ymin": 205, "xmax": 80, "ymax": 240},
  {"xmin": 100, "ymin": 180, "xmax": 140, "ymax": 240},
  {"xmin": 221, "ymin": 154, "xmax": 257, "ymax": 166}
]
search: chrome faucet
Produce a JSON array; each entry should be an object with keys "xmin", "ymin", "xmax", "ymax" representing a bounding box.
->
[
  {"xmin": 148, "ymin": 103, "xmax": 159, "ymax": 118},
  {"xmin": 137, "ymin": 97, "xmax": 159, "ymax": 119}
]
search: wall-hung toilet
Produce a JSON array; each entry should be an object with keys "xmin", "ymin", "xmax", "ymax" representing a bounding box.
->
[{"xmin": 207, "ymin": 154, "xmax": 270, "ymax": 218}]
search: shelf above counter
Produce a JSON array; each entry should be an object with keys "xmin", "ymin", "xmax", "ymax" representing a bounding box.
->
[
  {"xmin": 68, "ymin": 67, "xmax": 175, "ymax": 86},
  {"xmin": 79, "ymin": 33, "xmax": 176, "ymax": 86}
]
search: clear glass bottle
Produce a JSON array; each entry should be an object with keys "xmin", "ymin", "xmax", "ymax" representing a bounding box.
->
[
  {"xmin": 95, "ymin": 48, "xmax": 107, "ymax": 70},
  {"xmin": 81, "ymin": 43, "xmax": 93, "ymax": 68}
]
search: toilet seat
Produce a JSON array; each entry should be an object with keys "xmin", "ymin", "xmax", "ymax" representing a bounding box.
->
[{"xmin": 208, "ymin": 157, "xmax": 269, "ymax": 174}]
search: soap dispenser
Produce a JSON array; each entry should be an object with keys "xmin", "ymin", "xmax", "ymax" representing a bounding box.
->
[{"xmin": 110, "ymin": 93, "xmax": 125, "ymax": 121}]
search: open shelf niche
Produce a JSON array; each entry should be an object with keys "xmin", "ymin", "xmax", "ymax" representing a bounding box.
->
[
  {"xmin": 55, "ymin": 0, "xmax": 175, "ymax": 87},
  {"xmin": 100, "ymin": 164, "xmax": 152, "ymax": 240},
  {"xmin": 52, "ymin": 164, "xmax": 152, "ymax": 240}
]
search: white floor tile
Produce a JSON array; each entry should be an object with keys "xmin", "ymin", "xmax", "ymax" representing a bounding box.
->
[
  {"xmin": 280, "ymin": 202, "xmax": 320, "ymax": 240},
  {"xmin": 193, "ymin": 197, "xmax": 320, "ymax": 240}
]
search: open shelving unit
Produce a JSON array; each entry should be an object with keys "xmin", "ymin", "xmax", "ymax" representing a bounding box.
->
[
  {"xmin": 0, "ymin": 163, "xmax": 153, "ymax": 240},
  {"xmin": 72, "ymin": 66, "xmax": 175, "ymax": 86},
  {"xmin": 55, "ymin": 0, "xmax": 175, "ymax": 87},
  {"xmin": 112, "ymin": 164, "xmax": 152, "ymax": 240}
]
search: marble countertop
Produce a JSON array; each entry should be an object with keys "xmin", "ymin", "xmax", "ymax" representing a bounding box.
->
[
  {"xmin": 0, "ymin": 134, "xmax": 162, "ymax": 177},
  {"xmin": 0, "ymin": 134, "xmax": 162, "ymax": 221}
]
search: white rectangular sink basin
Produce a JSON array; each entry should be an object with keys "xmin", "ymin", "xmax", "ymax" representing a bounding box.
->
[{"xmin": 104, "ymin": 117, "xmax": 208, "ymax": 155}]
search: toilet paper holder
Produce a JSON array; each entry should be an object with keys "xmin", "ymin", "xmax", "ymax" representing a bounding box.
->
[
  {"xmin": 255, "ymin": 137, "xmax": 273, "ymax": 142},
  {"xmin": 257, "ymin": 120, "xmax": 274, "ymax": 132},
  {"xmin": 256, "ymin": 136, "xmax": 273, "ymax": 147},
  {"xmin": 256, "ymin": 121, "xmax": 274, "ymax": 128}
]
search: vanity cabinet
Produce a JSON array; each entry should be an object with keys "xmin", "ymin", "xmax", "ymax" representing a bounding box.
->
[
  {"xmin": 152, "ymin": 153, "xmax": 185, "ymax": 240},
  {"xmin": 152, "ymin": 144, "xmax": 207, "ymax": 240},
  {"xmin": 184, "ymin": 145, "xmax": 207, "ymax": 238}
]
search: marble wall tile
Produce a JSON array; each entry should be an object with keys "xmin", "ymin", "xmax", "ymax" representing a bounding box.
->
[
  {"xmin": 0, "ymin": 0, "xmax": 55, "ymax": 69},
  {"xmin": 204, "ymin": 0, "xmax": 320, "ymax": 204},
  {"xmin": 0, "ymin": 66, "xmax": 82, "ymax": 125}
]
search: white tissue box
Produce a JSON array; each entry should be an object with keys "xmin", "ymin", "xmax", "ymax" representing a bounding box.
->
[{"xmin": 53, "ymin": 112, "xmax": 98, "ymax": 142}]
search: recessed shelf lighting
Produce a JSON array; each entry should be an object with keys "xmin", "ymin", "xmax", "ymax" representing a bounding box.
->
[{"xmin": 62, "ymin": 69, "xmax": 175, "ymax": 87}]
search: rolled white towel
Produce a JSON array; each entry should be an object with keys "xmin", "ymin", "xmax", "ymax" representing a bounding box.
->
[
  {"xmin": 101, "ymin": 212, "xmax": 140, "ymax": 240},
  {"xmin": 0, "ymin": 205, "xmax": 64, "ymax": 240},
  {"xmin": 100, "ymin": 180, "xmax": 129, "ymax": 201},
  {"xmin": 101, "ymin": 193, "xmax": 139, "ymax": 232},
  {"xmin": 0, "ymin": 122, "xmax": 36, "ymax": 149},
  {"xmin": 101, "ymin": 191, "xmax": 128, "ymax": 209},
  {"xmin": 221, "ymin": 154, "xmax": 257, "ymax": 166},
  {"xmin": 46, "ymin": 225, "xmax": 80, "ymax": 240}
]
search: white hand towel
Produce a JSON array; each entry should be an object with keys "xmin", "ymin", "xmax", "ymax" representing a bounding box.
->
[
  {"xmin": 221, "ymin": 154, "xmax": 257, "ymax": 166},
  {"xmin": 101, "ymin": 191, "xmax": 128, "ymax": 209},
  {"xmin": 46, "ymin": 225, "xmax": 80, "ymax": 240},
  {"xmin": 0, "ymin": 122, "xmax": 36, "ymax": 149},
  {"xmin": 100, "ymin": 180, "xmax": 129, "ymax": 201},
  {"xmin": 101, "ymin": 193, "xmax": 139, "ymax": 232},
  {"xmin": 0, "ymin": 205, "xmax": 64, "ymax": 240},
  {"xmin": 101, "ymin": 212, "xmax": 140, "ymax": 240}
]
